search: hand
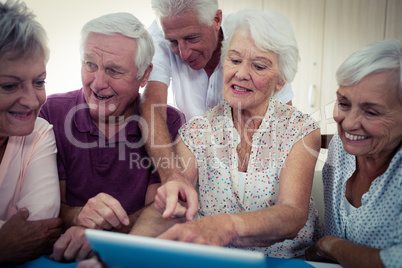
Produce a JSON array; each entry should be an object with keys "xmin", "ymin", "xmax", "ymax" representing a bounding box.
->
[
  {"xmin": 77, "ymin": 193, "xmax": 130, "ymax": 230},
  {"xmin": 154, "ymin": 178, "xmax": 198, "ymax": 221},
  {"xmin": 305, "ymin": 235, "xmax": 341, "ymax": 262},
  {"xmin": 0, "ymin": 208, "xmax": 62, "ymax": 265},
  {"xmin": 77, "ymin": 256, "xmax": 105, "ymax": 268},
  {"xmin": 158, "ymin": 214, "xmax": 237, "ymax": 246},
  {"xmin": 50, "ymin": 226, "xmax": 94, "ymax": 262}
]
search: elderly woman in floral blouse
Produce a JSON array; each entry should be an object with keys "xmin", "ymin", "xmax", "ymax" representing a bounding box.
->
[{"xmin": 129, "ymin": 8, "xmax": 322, "ymax": 259}]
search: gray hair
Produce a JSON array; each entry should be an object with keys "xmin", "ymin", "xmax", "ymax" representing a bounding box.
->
[
  {"xmin": 336, "ymin": 39, "xmax": 402, "ymax": 101},
  {"xmin": 151, "ymin": 0, "xmax": 218, "ymax": 26},
  {"xmin": 0, "ymin": 0, "xmax": 49, "ymax": 62},
  {"xmin": 80, "ymin": 12, "xmax": 154, "ymax": 79},
  {"xmin": 221, "ymin": 9, "xmax": 299, "ymax": 84}
]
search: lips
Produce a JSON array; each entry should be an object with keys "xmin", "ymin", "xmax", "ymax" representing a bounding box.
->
[
  {"xmin": 232, "ymin": 85, "xmax": 251, "ymax": 94},
  {"xmin": 345, "ymin": 132, "xmax": 369, "ymax": 141},
  {"xmin": 9, "ymin": 111, "xmax": 33, "ymax": 121}
]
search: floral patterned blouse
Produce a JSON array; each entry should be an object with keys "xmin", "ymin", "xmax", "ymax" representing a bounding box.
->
[{"xmin": 179, "ymin": 99, "xmax": 322, "ymax": 258}]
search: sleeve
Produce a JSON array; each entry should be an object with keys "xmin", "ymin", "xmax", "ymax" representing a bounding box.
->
[
  {"xmin": 39, "ymin": 98, "xmax": 68, "ymax": 181},
  {"xmin": 380, "ymin": 211, "xmax": 402, "ymax": 268},
  {"xmin": 16, "ymin": 119, "xmax": 61, "ymax": 220},
  {"xmin": 273, "ymin": 83, "xmax": 294, "ymax": 104},
  {"xmin": 166, "ymin": 105, "xmax": 186, "ymax": 139},
  {"xmin": 147, "ymin": 20, "xmax": 172, "ymax": 85}
]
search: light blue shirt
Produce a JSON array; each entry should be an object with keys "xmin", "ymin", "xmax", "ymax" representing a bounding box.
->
[{"xmin": 323, "ymin": 132, "xmax": 402, "ymax": 268}]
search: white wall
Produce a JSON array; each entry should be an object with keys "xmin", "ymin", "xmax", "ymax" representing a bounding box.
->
[{"xmin": 24, "ymin": 0, "xmax": 154, "ymax": 96}]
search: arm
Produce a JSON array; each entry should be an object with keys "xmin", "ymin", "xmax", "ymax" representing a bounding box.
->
[
  {"xmin": 305, "ymin": 236, "xmax": 385, "ymax": 268},
  {"xmin": 159, "ymin": 129, "xmax": 321, "ymax": 247},
  {"xmin": 17, "ymin": 120, "xmax": 60, "ymax": 220},
  {"xmin": 52, "ymin": 183, "xmax": 160, "ymax": 262},
  {"xmin": 59, "ymin": 179, "xmax": 155, "ymax": 232},
  {"xmin": 0, "ymin": 209, "xmax": 62, "ymax": 265},
  {"xmin": 140, "ymin": 81, "xmax": 185, "ymax": 184},
  {"xmin": 153, "ymin": 135, "xmax": 199, "ymax": 221}
]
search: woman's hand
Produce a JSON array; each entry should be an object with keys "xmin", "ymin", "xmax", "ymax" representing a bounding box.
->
[
  {"xmin": 158, "ymin": 214, "xmax": 238, "ymax": 246},
  {"xmin": 154, "ymin": 177, "xmax": 198, "ymax": 221},
  {"xmin": 0, "ymin": 208, "xmax": 62, "ymax": 265},
  {"xmin": 305, "ymin": 235, "xmax": 341, "ymax": 262}
]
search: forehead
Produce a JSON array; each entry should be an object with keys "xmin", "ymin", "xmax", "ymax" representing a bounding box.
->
[
  {"xmin": 229, "ymin": 29, "xmax": 278, "ymax": 61},
  {"xmin": 84, "ymin": 33, "xmax": 137, "ymax": 62},
  {"xmin": 338, "ymin": 72, "xmax": 400, "ymax": 107},
  {"xmin": 0, "ymin": 50, "xmax": 45, "ymax": 74},
  {"xmin": 160, "ymin": 11, "xmax": 209, "ymax": 39}
]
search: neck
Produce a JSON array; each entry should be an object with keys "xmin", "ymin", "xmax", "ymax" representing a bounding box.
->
[
  {"xmin": 204, "ymin": 28, "xmax": 223, "ymax": 77},
  {"xmin": 232, "ymin": 108, "xmax": 263, "ymax": 134},
  {"xmin": 355, "ymin": 144, "xmax": 400, "ymax": 180}
]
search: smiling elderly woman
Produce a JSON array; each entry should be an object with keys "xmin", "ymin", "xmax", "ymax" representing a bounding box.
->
[
  {"xmin": 306, "ymin": 40, "xmax": 402, "ymax": 267},
  {"xmin": 0, "ymin": 0, "xmax": 61, "ymax": 265},
  {"xmin": 130, "ymin": 8, "xmax": 322, "ymax": 258}
]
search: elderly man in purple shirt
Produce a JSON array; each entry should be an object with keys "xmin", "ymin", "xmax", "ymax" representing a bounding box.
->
[{"xmin": 39, "ymin": 13, "xmax": 184, "ymax": 262}]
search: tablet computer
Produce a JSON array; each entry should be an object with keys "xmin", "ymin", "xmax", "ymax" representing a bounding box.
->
[{"xmin": 85, "ymin": 229, "xmax": 266, "ymax": 268}]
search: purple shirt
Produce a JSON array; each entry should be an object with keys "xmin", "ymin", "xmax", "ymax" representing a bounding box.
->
[{"xmin": 40, "ymin": 89, "xmax": 184, "ymax": 214}]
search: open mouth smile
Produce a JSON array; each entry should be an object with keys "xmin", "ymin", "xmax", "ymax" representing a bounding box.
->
[
  {"xmin": 94, "ymin": 92, "xmax": 113, "ymax": 100},
  {"xmin": 345, "ymin": 132, "xmax": 369, "ymax": 141}
]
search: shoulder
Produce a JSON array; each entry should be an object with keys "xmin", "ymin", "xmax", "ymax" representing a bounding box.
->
[{"xmin": 40, "ymin": 89, "xmax": 82, "ymax": 119}]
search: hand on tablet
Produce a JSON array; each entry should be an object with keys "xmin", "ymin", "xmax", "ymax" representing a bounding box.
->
[
  {"xmin": 51, "ymin": 226, "xmax": 94, "ymax": 262},
  {"xmin": 158, "ymin": 214, "xmax": 237, "ymax": 246},
  {"xmin": 77, "ymin": 193, "xmax": 130, "ymax": 230},
  {"xmin": 154, "ymin": 178, "xmax": 198, "ymax": 221}
]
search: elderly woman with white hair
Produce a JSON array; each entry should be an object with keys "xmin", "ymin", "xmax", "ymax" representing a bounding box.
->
[
  {"xmin": 306, "ymin": 40, "xmax": 402, "ymax": 267},
  {"xmin": 130, "ymin": 8, "xmax": 322, "ymax": 258}
]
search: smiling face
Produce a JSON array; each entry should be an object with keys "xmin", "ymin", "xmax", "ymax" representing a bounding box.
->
[
  {"xmin": 334, "ymin": 71, "xmax": 402, "ymax": 157},
  {"xmin": 160, "ymin": 10, "xmax": 221, "ymax": 70},
  {"xmin": 223, "ymin": 29, "xmax": 284, "ymax": 116},
  {"xmin": 81, "ymin": 32, "xmax": 150, "ymax": 123},
  {"xmin": 0, "ymin": 51, "xmax": 46, "ymax": 139}
]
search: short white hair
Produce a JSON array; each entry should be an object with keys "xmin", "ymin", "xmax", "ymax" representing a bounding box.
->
[
  {"xmin": 151, "ymin": 0, "xmax": 218, "ymax": 26},
  {"xmin": 221, "ymin": 9, "xmax": 299, "ymax": 84},
  {"xmin": 80, "ymin": 12, "xmax": 154, "ymax": 79},
  {"xmin": 336, "ymin": 39, "xmax": 402, "ymax": 101}
]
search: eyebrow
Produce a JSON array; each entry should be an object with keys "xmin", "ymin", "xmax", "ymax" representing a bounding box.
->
[
  {"xmin": 227, "ymin": 50, "xmax": 273, "ymax": 64},
  {"xmin": 336, "ymin": 92, "xmax": 385, "ymax": 109},
  {"xmin": 0, "ymin": 71, "xmax": 46, "ymax": 80}
]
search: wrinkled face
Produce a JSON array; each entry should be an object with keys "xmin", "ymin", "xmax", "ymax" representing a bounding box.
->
[
  {"xmin": 223, "ymin": 29, "xmax": 284, "ymax": 115},
  {"xmin": 0, "ymin": 51, "xmax": 46, "ymax": 138},
  {"xmin": 334, "ymin": 71, "xmax": 402, "ymax": 157},
  {"xmin": 160, "ymin": 10, "xmax": 221, "ymax": 70},
  {"xmin": 81, "ymin": 33, "xmax": 149, "ymax": 123}
]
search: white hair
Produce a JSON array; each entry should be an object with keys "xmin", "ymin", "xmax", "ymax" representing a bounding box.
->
[
  {"xmin": 336, "ymin": 39, "xmax": 402, "ymax": 101},
  {"xmin": 221, "ymin": 9, "xmax": 299, "ymax": 84},
  {"xmin": 80, "ymin": 12, "xmax": 154, "ymax": 79},
  {"xmin": 151, "ymin": 0, "xmax": 218, "ymax": 26}
]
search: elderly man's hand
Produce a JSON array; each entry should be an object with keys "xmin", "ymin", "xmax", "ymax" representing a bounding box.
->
[
  {"xmin": 51, "ymin": 226, "xmax": 94, "ymax": 262},
  {"xmin": 77, "ymin": 193, "xmax": 130, "ymax": 230},
  {"xmin": 158, "ymin": 214, "xmax": 237, "ymax": 246},
  {"xmin": 154, "ymin": 177, "xmax": 198, "ymax": 221},
  {"xmin": 0, "ymin": 208, "xmax": 62, "ymax": 265}
]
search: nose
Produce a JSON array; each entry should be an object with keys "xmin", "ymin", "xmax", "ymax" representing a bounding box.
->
[
  {"xmin": 235, "ymin": 62, "xmax": 251, "ymax": 81},
  {"xmin": 178, "ymin": 40, "xmax": 191, "ymax": 61},
  {"xmin": 341, "ymin": 109, "xmax": 362, "ymax": 131},
  {"xmin": 91, "ymin": 70, "xmax": 109, "ymax": 91},
  {"xmin": 20, "ymin": 85, "xmax": 40, "ymax": 109}
]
